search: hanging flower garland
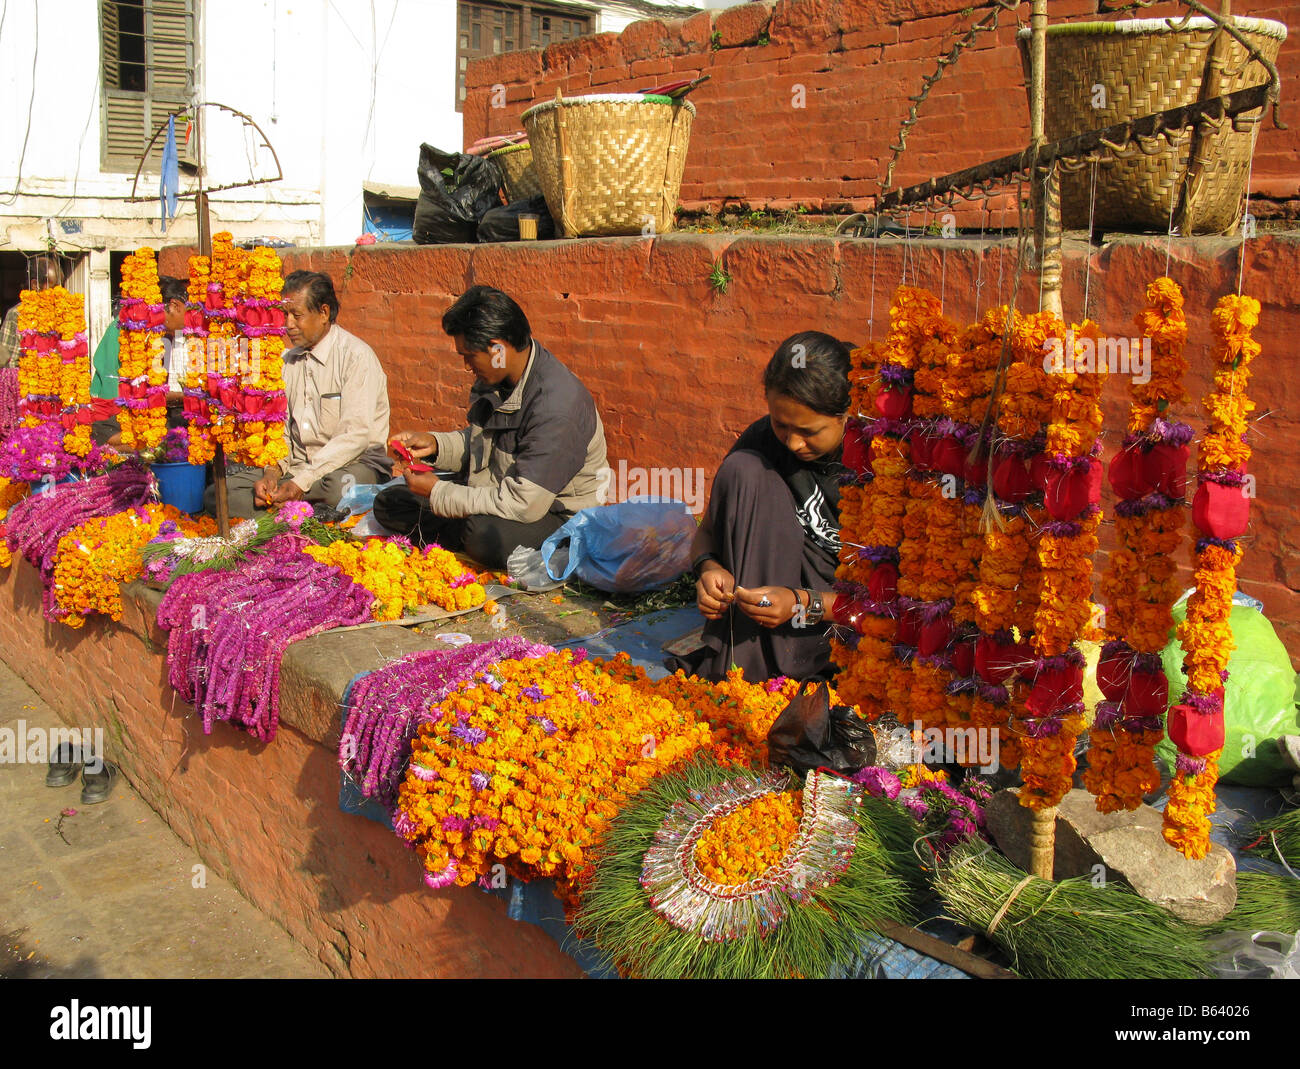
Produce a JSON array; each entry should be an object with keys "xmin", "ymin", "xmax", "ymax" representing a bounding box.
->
[
  {"xmin": 202, "ymin": 233, "xmax": 249, "ymax": 459},
  {"xmin": 117, "ymin": 249, "xmax": 168, "ymax": 451},
  {"xmin": 1163, "ymin": 292, "xmax": 1260, "ymax": 859},
  {"xmin": 183, "ymin": 253, "xmax": 217, "ymax": 464},
  {"xmin": 1087, "ymin": 277, "xmax": 1190, "ymax": 813},
  {"xmin": 16, "ymin": 287, "xmax": 92, "ymax": 460},
  {"xmin": 226, "ymin": 246, "xmax": 289, "ymax": 469},
  {"xmin": 303, "ymin": 536, "xmax": 486, "ymax": 619},
  {"xmin": 1019, "ymin": 318, "xmax": 1106, "ymax": 811}
]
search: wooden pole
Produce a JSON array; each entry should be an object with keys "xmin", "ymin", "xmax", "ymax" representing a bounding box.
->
[
  {"xmin": 1030, "ymin": 0, "xmax": 1063, "ymax": 320},
  {"xmin": 1027, "ymin": 0, "xmax": 1058, "ymax": 879},
  {"xmin": 193, "ymin": 106, "xmax": 229, "ymax": 537}
]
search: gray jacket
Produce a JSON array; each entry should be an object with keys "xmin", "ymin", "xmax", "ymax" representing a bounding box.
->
[{"xmin": 429, "ymin": 340, "xmax": 606, "ymax": 522}]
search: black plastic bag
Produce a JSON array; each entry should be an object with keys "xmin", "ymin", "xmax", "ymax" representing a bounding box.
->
[
  {"xmin": 766, "ymin": 680, "xmax": 877, "ymax": 777},
  {"xmin": 412, "ymin": 144, "xmax": 503, "ymax": 244},
  {"xmin": 477, "ymin": 194, "xmax": 556, "ymax": 243}
]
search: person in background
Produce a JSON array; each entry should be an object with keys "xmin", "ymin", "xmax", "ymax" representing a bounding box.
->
[
  {"xmin": 374, "ymin": 285, "xmax": 607, "ymax": 571},
  {"xmin": 673, "ymin": 331, "xmax": 853, "ymax": 683},
  {"xmin": 91, "ymin": 275, "xmax": 190, "ymax": 446},
  {"xmin": 211, "ymin": 270, "xmax": 391, "ymax": 517},
  {"xmin": 1, "ymin": 255, "xmax": 65, "ymax": 368}
]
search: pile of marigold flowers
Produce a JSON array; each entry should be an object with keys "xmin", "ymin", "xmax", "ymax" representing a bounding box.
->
[
  {"xmin": 395, "ymin": 649, "xmax": 739, "ymax": 905},
  {"xmin": 51, "ymin": 504, "xmax": 216, "ymax": 627},
  {"xmin": 692, "ymin": 790, "xmax": 804, "ymax": 886},
  {"xmin": 303, "ymin": 537, "xmax": 485, "ymax": 620}
]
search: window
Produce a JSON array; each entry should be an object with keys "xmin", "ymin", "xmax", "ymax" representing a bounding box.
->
[
  {"xmin": 100, "ymin": 0, "xmax": 195, "ymax": 173},
  {"xmin": 456, "ymin": 2, "xmax": 591, "ymax": 111}
]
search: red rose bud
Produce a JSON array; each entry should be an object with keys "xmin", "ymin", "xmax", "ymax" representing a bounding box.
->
[
  {"xmin": 842, "ymin": 422, "xmax": 869, "ymax": 475},
  {"xmin": 917, "ymin": 615, "xmax": 954, "ymax": 657},
  {"xmin": 1025, "ymin": 663, "xmax": 1084, "ymax": 718},
  {"xmin": 896, "ymin": 607, "xmax": 922, "ymax": 648},
  {"xmin": 1107, "ymin": 446, "xmax": 1150, "ymax": 500},
  {"xmin": 1124, "ymin": 668, "xmax": 1169, "ymax": 716},
  {"xmin": 951, "ymin": 637, "xmax": 976, "ymax": 677},
  {"xmin": 991, "ymin": 454, "xmax": 1032, "ymax": 503},
  {"xmin": 1044, "ymin": 457, "xmax": 1102, "ymax": 521},
  {"xmin": 1029, "ymin": 452, "xmax": 1053, "ymax": 492},
  {"xmin": 908, "ymin": 428, "xmax": 933, "ymax": 472},
  {"xmin": 873, "ymin": 385, "xmax": 913, "ymax": 420},
  {"xmin": 1096, "ymin": 647, "xmax": 1132, "ymax": 703},
  {"xmin": 931, "ymin": 434, "xmax": 966, "ymax": 477},
  {"xmin": 1192, "ymin": 480, "xmax": 1250, "ymax": 540},
  {"xmin": 867, "ymin": 561, "xmax": 899, "ymax": 602},
  {"xmin": 1167, "ymin": 704, "xmax": 1225, "ymax": 758},
  {"xmin": 267, "ymin": 308, "xmax": 285, "ymax": 328},
  {"xmin": 147, "ymin": 306, "xmax": 167, "ymax": 329},
  {"xmin": 975, "ymin": 634, "xmax": 1021, "ymax": 685},
  {"xmin": 963, "ymin": 451, "xmax": 988, "ymax": 487},
  {"xmin": 1142, "ymin": 442, "xmax": 1189, "ymax": 499}
]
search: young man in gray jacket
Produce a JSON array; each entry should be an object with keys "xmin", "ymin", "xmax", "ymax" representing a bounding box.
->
[{"xmin": 374, "ymin": 286, "xmax": 607, "ymax": 570}]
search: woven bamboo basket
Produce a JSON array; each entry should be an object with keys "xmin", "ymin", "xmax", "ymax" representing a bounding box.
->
[
  {"xmin": 488, "ymin": 143, "xmax": 543, "ymax": 203},
  {"xmin": 1017, "ymin": 17, "xmax": 1286, "ymax": 234},
  {"xmin": 521, "ymin": 92, "xmax": 696, "ymax": 237}
]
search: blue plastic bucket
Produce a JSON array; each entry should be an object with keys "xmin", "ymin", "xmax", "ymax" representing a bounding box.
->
[{"xmin": 152, "ymin": 462, "xmax": 206, "ymax": 514}]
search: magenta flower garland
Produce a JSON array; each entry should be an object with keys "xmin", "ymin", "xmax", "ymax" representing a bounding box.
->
[
  {"xmin": 157, "ymin": 536, "xmax": 373, "ymax": 741},
  {"xmin": 339, "ymin": 635, "xmax": 554, "ymax": 812},
  {"xmin": 3, "ymin": 464, "xmax": 154, "ymax": 618},
  {"xmin": 0, "ymin": 367, "xmax": 18, "ymax": 439}
]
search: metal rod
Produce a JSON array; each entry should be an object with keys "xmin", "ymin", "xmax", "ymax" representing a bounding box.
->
[
  {"xmin": 876, "ymin": 83, "xmax": 1271, "ymax": 211},
  {"xmin": 193, "ymin": 105, "xmax": 229, "ymax": 537}
]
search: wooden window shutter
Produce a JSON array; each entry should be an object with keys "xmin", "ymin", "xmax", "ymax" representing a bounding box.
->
[{"xmin": 101, "ymin": 0, "xmax": 194, "ymax": 174}]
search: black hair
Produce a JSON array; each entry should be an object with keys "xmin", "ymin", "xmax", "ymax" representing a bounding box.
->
[
  {"xmin": 282, "ymin": 270, "xmax": 339, "ymax": 323},
  {"xmin": 158, "ymin": 275, "xmax": 188, "ymax": 305},
  {"xmin": 30, "ymin": 254, "xmax": 64, "ymax": 289},
  {"xmin": 441, "ymin": 285, "xmax": 531, "ymax": 352},
  {"xmin": 762, "ymin": 331, "xmax": 852, "ymax": 416}
]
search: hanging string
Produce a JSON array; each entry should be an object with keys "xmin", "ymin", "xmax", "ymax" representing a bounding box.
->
[
  {"xmin": 974, "ymin": 204, "xmax": 988, "ymax": 318},
  {"xmin": 1238, "ymin": 137, "xmax": 1257, "ymax": 297},
  {"xmin": 868, "ymin": 231, "xmax": 879, "ymax": 341},
  {"xmin": 996, "ymin": 195, "xmax": 1008, "ymax": 309},
  {"xmin": 1083, "ymin": 158, "xmax": 1098, "ymax": 322},
  {"xmin": 902, "ymin": 207, "xmax": 913, "ymax": 286},
  {"xmin": 1165, "ymin": 164, "xmax": 1178, "ymax": 279}
]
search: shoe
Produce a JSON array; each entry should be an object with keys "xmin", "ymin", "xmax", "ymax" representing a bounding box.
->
[
  {"xmin": 46, "ymin": 742, "xmax": 81, "ymax": 788},
  {"xmin": 80, "ymin": 761, "xmax": 119, "ymax": 805}
]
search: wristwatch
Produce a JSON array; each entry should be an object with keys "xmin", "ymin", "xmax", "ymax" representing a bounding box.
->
[{"xmin": 802, "ymin": 588, "xmax": 825, "ymax": 625}]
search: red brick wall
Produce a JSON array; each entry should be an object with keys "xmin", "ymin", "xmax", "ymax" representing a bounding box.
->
[
  {"xmin": 462, "ymin": 0, "xmax": 1299, "ymax": 216},
  {"xmin": 0, "ymin": 561, "xmax": 582, "ymax": 978},
  {"xmin": 161, "ymin": 234, "xmax": 1300, "ymax": 667}
]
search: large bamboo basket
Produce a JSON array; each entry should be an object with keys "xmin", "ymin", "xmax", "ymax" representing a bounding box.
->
[
  {"xmin": 521, "ymin": 92, "xmax": 696, "ymax": 237},
  {"xmin": 488, "ymin": 143, "xmax": 543, "ymax": 203},
  {"xmin": 1017, "ymin": 17, "xmax": 1287, "ymax": 234}
]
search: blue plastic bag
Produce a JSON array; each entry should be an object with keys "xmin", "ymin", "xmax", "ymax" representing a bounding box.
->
[{"xmin": 540, "ymin": 500, "xmax": 696, "ymax": 594}]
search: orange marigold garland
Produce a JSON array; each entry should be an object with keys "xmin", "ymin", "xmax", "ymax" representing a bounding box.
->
[
  {"xmin": 117, "ymin": 250, "xmax": 168, "ymax": 451},
  {"xmin": 1163, "ymin": 292, "xmax": 1260, "ymax": 859},
  {"xmin": 183, "ymin": 254, "xmax": 217, "ymax": 464},
  {"xmin": 228, "ymin": 246, "xmax": 289, "ymax": 468},
  {"xmin": 1087, "ymin": 278, "xmax": 1190, "ymax": 813},
  {"xmin": 16, "ymin": 287, "xmax": 92, "ymax": 458},
  {"xmin": 0, "ymin": 476, "xmax": 29, "ymax": 567},
  {"xmin": 1018, "ymin": 317, "xmax": 1106, "ymax": 810}
]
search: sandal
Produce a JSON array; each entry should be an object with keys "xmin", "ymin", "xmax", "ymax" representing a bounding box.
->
[{"xmin": 80, "ymin": 761, "xmax": 119, "ymax": 805}]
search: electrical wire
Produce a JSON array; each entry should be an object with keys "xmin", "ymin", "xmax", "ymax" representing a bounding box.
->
[{"xmin": 0, "ymin": 0, "xmax": 39, "ymax": 206}]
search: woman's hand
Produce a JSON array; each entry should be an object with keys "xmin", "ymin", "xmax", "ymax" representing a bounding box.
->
[
  {"xmin": 734, "ymin": 585, "xmax": 800, "ymax": 629},
  {"xmin": 696, "ymin": 560, "xmax": 735, "ymax": 620}
]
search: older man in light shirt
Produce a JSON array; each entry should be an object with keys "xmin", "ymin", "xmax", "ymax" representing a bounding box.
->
[{"xmin": 211, "ymin": 270, "xmax": 391, "ymax": 518}]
